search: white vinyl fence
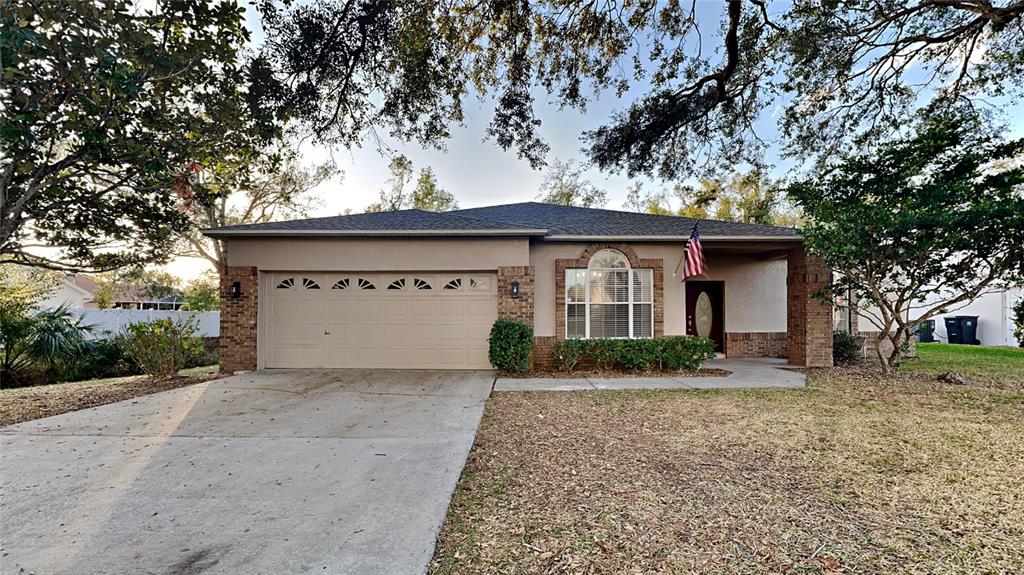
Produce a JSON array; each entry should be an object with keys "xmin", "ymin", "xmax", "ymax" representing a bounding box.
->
[{"xmin": 71, "ymin": 308, "xmax": 220, "ymax": 339}]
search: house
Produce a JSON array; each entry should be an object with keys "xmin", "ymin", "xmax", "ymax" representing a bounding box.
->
[
  {"xmin": 203, "ymin": 202, "xmax": 833, "ymax": 372},
  {"xmin": 37, "ymin": 273, "xmax": 99, "ymax": 309},
  {"xmin": 914, "ymin": 287, "xmax": 1022, "ymax": 347}
]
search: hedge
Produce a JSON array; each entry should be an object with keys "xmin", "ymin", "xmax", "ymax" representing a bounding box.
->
[
  {"xmin": 488, "ymin": 319, "xmax": 534, "ymax": 373},
  {"xmin": 553, "ymin": 336, "xmax": 716, "ymax": 373}
]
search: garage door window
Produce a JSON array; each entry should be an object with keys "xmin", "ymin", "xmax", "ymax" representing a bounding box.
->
[
  {"xmin": 414, "ymin": 278, "xmax": 432, "ymax": 290},
  {"xmin": 302, "ymin": 277, "xmax": 320, "ymax": 289},
  {"xmin": 358, "ymin": 278, "xmax": 375, "ymax": 289},
  {"xmin": 276, "ymin": 277, "xmax": 295, "ymax": 289},
  {"xmin": 387, "ymin": 278, "xmax": 406, "ymax": 290},
  {"xmin": 332, "ymin": 278, "xmax": 349, "ymax": 290},
  {"xmin": 565, "ymin": 249, "xmax": 654, "ymax": 339}
]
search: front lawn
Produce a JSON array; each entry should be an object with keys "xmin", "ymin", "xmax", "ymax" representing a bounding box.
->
[
  {"xmin": 430, "ymin": 349, "xmax": 1024, "ymax": 574},
  {"xmin": 0, "ymin": 365, "xmax": 219, "ymax": 427}
]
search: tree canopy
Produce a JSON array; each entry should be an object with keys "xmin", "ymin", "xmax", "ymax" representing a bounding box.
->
[
  {"xmin": 788, "ymin": 116, "xmax": 1024, "ymax": 371},
  {"xmin": 1, "ymin": 0, "xmax": 279, "ymax": 271},
  {"xmin": 536, "ymin": 159, "xmax": 608, "ymax": 208},
  {"xmin": 365, "ymin": 155, "xmax": 458, "ymax": 212},
  {"xmin": 254, "ymin": 0, "xmax": 1024, "ymax": 178}
]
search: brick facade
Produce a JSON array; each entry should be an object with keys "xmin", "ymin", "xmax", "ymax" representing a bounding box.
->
[
  {"xmin": 726, "ymin": 332, "xmax": 787, "ymax": 358},
  {"xmin": 220, "ymin": 266, "xmax": 258, "ymax": 372},
  {"xmin": 497, "ymin": 266, "xmax": 535, "ymax": 326},
  {"xmin": 786, "ymin": 248, "xmax": 833, "ymax": 367},
  {"xmin": 532, "ymin": 335, "xmax": 557, "ymax": 370},
  {"xmin": 554, "ymin": 243, "xmax": 664, "ymax": 340}
]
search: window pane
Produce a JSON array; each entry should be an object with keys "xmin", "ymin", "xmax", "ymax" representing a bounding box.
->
[
  {"xmin": 567, "ymin": 304, "xmax": 586, "ymax": 338},
  {"xmin": 633, "ymin": 303, "xmax": 653, "ymax": 338},
  {"xmin": 566, "ymin": 269, "xmax": 586, "ymax": 303},
  {"xmin": 632, "ymin": 269, "xmax": 653, "ymax": 303},
  {"xmin": 589, "ymin": 270, "xmax": 628, "ymax": 303},
  {"xmin": 590, "ymin": 304, "xmax": 629, "ymax": 338}
]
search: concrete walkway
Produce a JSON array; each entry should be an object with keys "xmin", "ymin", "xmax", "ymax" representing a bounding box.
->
[
  {"xmin": 494, "ymin": 358, "xmax": 804, "ymax": 391},
  {"xmin": 1, "ymin": 369, "xmax": 493, "ymax": 575}
]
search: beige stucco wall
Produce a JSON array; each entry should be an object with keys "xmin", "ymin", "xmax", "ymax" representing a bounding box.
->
[
  {"xmin": 226, "ymin": 237, "xmax": 530, "ymax": 271},
  {"xmin": 530, "ymin": 242, "xmax": 787, "ymax": 337}
]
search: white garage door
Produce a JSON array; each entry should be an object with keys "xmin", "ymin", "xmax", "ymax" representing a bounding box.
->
[{"xmin": 263, "ymin": 272, "xmax": 497, "ymax": 369}]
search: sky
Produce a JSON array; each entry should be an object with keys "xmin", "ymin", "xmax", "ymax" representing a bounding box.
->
[{"xmin": 166, "ymin": 2, "xmax": 1024, "ymax": 281}]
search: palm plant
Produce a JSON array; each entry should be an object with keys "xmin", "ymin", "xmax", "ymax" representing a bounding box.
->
[{"xmin": 0, "ymin": 303, "xmax": 93, "ymax": 387}]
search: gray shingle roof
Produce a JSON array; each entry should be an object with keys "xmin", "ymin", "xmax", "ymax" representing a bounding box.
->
[
  {"xmin": 451, "ymin": 202, "xmax": 800, "ymax": 239},
  {"xmin": 204, "ymin": 201, "xmax": 800, "ymax": 240},
  {"xmin": 203, "ymin": 208, "xmax": 547, "ymax": 236}
]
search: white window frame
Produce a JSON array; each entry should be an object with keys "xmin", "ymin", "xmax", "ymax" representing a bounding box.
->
[{"xmin": 565, "ymin": 250, "xmax": 654, "ymax": 339}]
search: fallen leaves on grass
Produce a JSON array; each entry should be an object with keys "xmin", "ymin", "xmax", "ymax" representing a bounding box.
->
[
  {"xmin": 430, "ymin": 368, "xmax": 1024, "ymax": 574},
  {"xmin": 0, "ymin": 372, "xmax": 219, "ymax": 427}
]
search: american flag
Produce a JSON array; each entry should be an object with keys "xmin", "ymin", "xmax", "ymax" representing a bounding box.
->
[{"xmin": 681, "ymin": 225, "xmax": 705, "ymax": 280}]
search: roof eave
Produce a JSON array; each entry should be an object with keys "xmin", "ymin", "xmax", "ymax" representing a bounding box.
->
[
  {"xmin": 201, "ymin": 228, "xmax": 550, "ymax": 238},
  {"xmin": 539, "ymin": 234, "xmax": 802, "ymax": 242}
]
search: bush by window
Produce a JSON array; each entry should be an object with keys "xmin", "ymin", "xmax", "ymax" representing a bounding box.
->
[{"xmin": 553, "ymin": 336, "xmax": 715, "ymax": 373}]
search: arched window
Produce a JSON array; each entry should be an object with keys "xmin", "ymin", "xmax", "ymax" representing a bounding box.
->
[{"xmin": 566, "ymin": 249, "xmax": 653, "ymax": 339}]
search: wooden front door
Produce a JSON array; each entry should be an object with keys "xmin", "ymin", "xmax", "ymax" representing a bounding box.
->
[{"xmin": 685, "ymin": 280, "xmax": 725, "ymax": 353}]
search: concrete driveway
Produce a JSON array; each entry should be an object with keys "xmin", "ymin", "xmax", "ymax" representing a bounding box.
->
[{"xmin": 0, "ymin": 370, "xmax": 494, "ymax": 575}]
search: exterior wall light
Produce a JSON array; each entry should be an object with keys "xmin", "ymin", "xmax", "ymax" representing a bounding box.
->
[
  {"xmin": 510, "ymin": 281, "xmax": 520, "ymax": 299},
  {"xmin": 230, "ymin": 281, "xmax": 242, "ymax": 299}
]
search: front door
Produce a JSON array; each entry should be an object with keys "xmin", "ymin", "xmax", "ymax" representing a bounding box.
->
[{"xmin": 685, "ymin": 280, "xmax": 725, "ymax": 353}]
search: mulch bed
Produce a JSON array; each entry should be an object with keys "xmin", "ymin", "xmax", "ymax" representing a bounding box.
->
[
  {"xmin": 0, "ymin": 374, "xmax": 219, "ymax": 427},
  {"xmin": 500, "ymin": 368, "xmax": 730, "ymax": 378}
]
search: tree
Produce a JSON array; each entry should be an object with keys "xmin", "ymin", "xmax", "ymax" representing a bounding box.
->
[
  {"xmin": 256, "ymin": 1, "xmax": 1023, "ymax": 178},
  {"xmin": 183, "ymin": 272, "xmax": 220, "ymax": 311},
  {"xmin": 622, "ymin": 170, "xmax": 798, "ymax": 226},
  {"xmin": 1, "ymin": 0, "xmax": 279, "ymax": 272},
  {"xmin": 177, "ymin": 154, "xmax": 338, "ymax": 274},
  {"xmin": 410, "ymin": 168, "xmax": 458, "ymax": 212},
  {"xmin": 122, "ymin": 269, "xmax": 182, "ymax": 301},
  {"xmin": 788, "ymin": 116, "xmax": 1024, "ymax": 372},
  {"xmin": 365, "ymin": 155, "xmax": 457, "ymax": 212},
  {"xmin": 536, "ymin": 159, "xmax": 607, "ymax": 208}
]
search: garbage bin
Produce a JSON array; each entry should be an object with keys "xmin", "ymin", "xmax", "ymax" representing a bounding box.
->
[
  {"xmin": 944, "ymin": 317, "xmax": 962, "ymax": 344},
  {"xmin": 917, "ymin": 319, "xmax": 935, "ymax": 343},
  {"xmin": 956, "ymin": 315, "xmax": 980, "ymax": 345}
]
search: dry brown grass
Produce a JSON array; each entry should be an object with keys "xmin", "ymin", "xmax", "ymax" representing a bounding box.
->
[
  {"xmin": 0, "ymin": 365, "xmax": 219, "ymax": 427},
  {"xmin": 430, "ymin": 368, "xmax": 1024, "ymax": 574}
]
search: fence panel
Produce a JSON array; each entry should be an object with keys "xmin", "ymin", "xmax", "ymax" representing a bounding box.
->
[{"xmin": 71, "ymin": 309, "xmax": 220, "ymax": 338}]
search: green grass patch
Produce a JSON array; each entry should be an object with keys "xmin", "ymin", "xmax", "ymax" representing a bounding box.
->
[{"xmin": 904, "ymin": 343, "xmax": 1024, "ymax": 381}]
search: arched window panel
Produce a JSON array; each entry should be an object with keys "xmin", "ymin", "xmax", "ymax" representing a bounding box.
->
[
  {"xmin": 276, "ymin": 277, "xmax": 295, "ymax": 289},
  {"xmin": 358, "ymin": 278, "xmax": 376, "ymax": 290},
  {"xmin": 387, "ymin": 278, "xmax": 406, "ymax": 290},
  {"xmin": 443, "ymin": 278, "xmax": 462, "ymax": 290},
  {"xmin": 332, "ymin": 278, "xmax": 349, "ymax": 290},
  {"xmin": 587, "ymin": 249, "xmax": 629, "ymax": 270},
  {"xmin": 302, "ymin": 277, "xmax": 320, "ymax": 289},
  {"xmin": 414, "ymin": 278, "xmax": 432, "ymax": 290}
]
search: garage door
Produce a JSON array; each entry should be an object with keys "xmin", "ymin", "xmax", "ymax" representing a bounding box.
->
[{"xmin": 264, "ymin": 272, "xmax": 497, "ymax": 369}]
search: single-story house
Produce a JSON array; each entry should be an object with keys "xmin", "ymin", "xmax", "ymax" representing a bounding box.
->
[
  {"xmin": 37, "ymin": 273, "xmax": 100, "ymax": 309},
  {"xmin": 203, "ymin": 202, "xmax": 833, "ymax": 372}
]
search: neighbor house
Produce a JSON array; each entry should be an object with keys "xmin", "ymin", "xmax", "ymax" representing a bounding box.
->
[
  {"xmin": 203, "ymin": 202, "xmax": 834, "ymax": 372},
  {"xmin": 37, "ymin": 273, "xmax": 99, "ymax": 309}
]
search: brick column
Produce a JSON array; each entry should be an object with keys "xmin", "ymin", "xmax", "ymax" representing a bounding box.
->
[
  {"xmin": 497, "ymin": 266, "xmax": 535, "ymax": 326},
  {"xmin": 787, "ymin": 248, "xmax": 833, "ymax": 367},
  {"xmin": 220, "ymin": 266, "xmax": 258, "ymax": 372}
]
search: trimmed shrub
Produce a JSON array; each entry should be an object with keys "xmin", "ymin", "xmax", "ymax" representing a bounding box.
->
[
  {"xmin": 833, "ymin": 330, "xmax": 864, "ymax": 365},
  {"xmin": 551, "ymin": 336, "xmax": 716, "ymax": 373},
  {"xmin": 488, "ymin": 319, "xmax": 533, "ymax": 373},
  {"xmin": 553, "ymin": 338, "xmax": 587, "ymax": 373},
  {"xmin": 122, "ymin": 318, "xmax": 205, "ymax": 376}
]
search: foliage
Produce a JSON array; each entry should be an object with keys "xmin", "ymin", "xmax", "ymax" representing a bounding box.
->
[
  {"xmin": 183, "ymin": 272, "xmax": 220, "ymax": 311},
  {"xmin": 1013, "ymin": 297, "xmax": 1024, "ymax": 348},
  {"xmin": 120, "ymin": 269, "xmax": 182, "ymax": 301},
  {"xmin": 256, "ymin": 1, "xmax": 1023, "ymax": 177},
  {"xmin": 535, "ymin": 159, "xmax": 607, "ymax": 208},
  {"xmin": 1, "ymin": 0, "xmax": 280, "ymax": 272},
  {"xmin": 0, "ymin": 266, "xmax": 61, "ymax": 306},
  {"xmin": 0, "ymin": 303, "xmax": 92, "ymax": 387},
  {"xmin": 56, "ymin": 338, "xmax": 141, "ymax": 382},
  {"xmin": 121, "ymin": 319, "xmax": 205, "ymax": 377},
  {"xmin": 788, "ymin": 116, "xmax": 1024, "ymax": 372},
  {"xmin": 623, "ymin": 170, "xmax": 799, "ymax": 227},
  {"xmin": 553, "ymin": 337, "xmax": 716, "ymax": 373},
  {"xmin": 833, "ymin": 331, "xmax": 865, "ymax": 366},
  {"xmin": 178, "ymin": 153, "xmax": 337, "ymax": 273},
  {"xmin": 488, "ymin": 319, "xmax": 534, "ymax": 373},
  {"xmin": 366, "ymin": 155, "xmax": 458, "ymax": 212}
]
